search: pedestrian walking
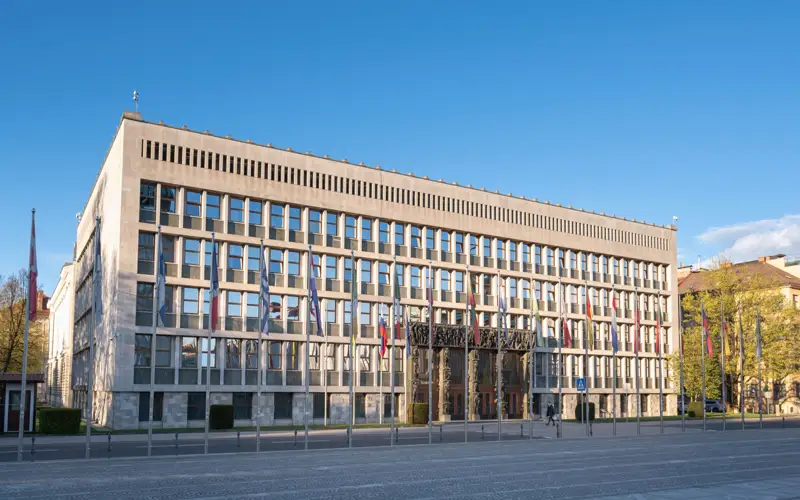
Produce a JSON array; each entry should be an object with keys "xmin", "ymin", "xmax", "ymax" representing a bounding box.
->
[{"xmin": 546, "ymin": 403, "xmax": 556, "ymax": 426}]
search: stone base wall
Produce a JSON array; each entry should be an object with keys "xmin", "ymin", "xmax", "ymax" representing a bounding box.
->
[
  {"xmin": 328, "ymin": 393, "xmax": 351, "ymax": 424},
  {"xmin": 292, "ymin": 393, "xmax": 312, "ymax": 426}
]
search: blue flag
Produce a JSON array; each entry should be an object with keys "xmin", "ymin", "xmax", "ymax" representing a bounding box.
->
[{"xmin": 309, "ymin": 252, "xmax": 323, "ymax": 336}]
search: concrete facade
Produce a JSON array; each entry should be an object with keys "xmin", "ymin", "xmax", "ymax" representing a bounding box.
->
[
  {"xmin": 61, "ymin": 111, "xmax": 679, "ymax": 429},
  {"xmin": 46, "ymin": 263, "xmax": 74, "ymax": 408}
]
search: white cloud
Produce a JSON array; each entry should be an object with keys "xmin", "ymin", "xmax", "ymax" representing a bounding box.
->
[{"xmin": 696, "ymin": 214, "xmax": 800, "ymax": 264}]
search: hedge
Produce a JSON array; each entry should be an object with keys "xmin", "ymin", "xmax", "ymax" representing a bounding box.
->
[
  {"xmin": 209, "ymin": 404, "xmax": 234, "ymax": 430},
  {"xmin": 38, "ymin": 408, "xmax": 81, "ymax": 434},
  {"xmin": 407, "ymin": 403, "xmax": 429, "ymax": 424},
  {"xmin": 687, "ymin": 402, "xmax": 704, "ymax": 418},
  {"xmin": 575, "ymin": 402, "xmax": 596, "ymax": 422}
]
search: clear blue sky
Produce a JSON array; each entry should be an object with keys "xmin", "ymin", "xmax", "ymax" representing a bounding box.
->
[{"xmin": 2, "ymin": 1, "xmax": 800, "ymax": 293}]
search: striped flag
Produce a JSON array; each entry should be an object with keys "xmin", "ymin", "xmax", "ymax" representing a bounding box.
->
[
  {"xmin": 260, "ymin": 249, "xmax": 270, "ymax": 334},
  {"xmin": 702, "ymin": 305, "xmax": 713, "ymax": 356},
  {"xmin": 28, "ymin": 212, "xmax": 38, "ymax": 321},
  {"xmin": 393, "ymin": 271, "xmax": 402, "ymax": 340},
  {"xmin": 379, "ymin": 316, "xmax": 388, "ymax": 358},
  {"xmin": 561, "ymin": 286, "xmax": 572, "ymax": 348},
  {"xmin": 209, "ymin": 239, "xmax": 219, "ymax": 334},
  {"xmin": 611, "ymin": 293, "xmax": 619, "ymax": 353},
  {"xmin": 308, "ymin": 252, "xmax": 323, "ymax": 336},
  {"xmin": 586, "ymin": 290, "xmax": 594, "ymax": 350}
]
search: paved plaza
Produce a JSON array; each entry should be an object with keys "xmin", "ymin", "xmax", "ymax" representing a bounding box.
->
[{"xmin": 1, "ymin": 426, "xmax": 799, "ymax": 499}]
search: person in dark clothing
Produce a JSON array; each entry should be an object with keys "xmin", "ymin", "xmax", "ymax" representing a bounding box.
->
[{"xmin": 546, "ymin": 403, "xmax": 556, "ymax": 426}]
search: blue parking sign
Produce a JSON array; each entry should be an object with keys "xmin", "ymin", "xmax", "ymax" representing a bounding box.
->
[{"xmin": 576, "ymin": 378, "xmax": 586, "ymax": 391}]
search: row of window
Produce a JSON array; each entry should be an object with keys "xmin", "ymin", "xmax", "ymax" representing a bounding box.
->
[{"xmin": 140, "ymin": 139, "xmax": 670, "ymax": 251}]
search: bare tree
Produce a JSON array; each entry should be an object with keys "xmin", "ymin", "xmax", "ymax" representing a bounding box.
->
[{"xmin": 0, "ymin": 270, "xmax": 45, "ymax": 373}]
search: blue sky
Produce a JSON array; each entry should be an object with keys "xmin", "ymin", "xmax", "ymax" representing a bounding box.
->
[{"xmin": 2, "ymin": 1, "xmax": 800, "ymax": 293}]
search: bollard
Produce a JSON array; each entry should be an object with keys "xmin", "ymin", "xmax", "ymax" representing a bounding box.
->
[
  {"xmin": 174, "ymin": 432, "xmax": 179, "ymax": 454},
  {"xmin": 590, "ymin": 422, "xmax": 593, "ymax": 437},
  {"xmin": 31, "ymin": 435, "xmax": 35, "ymax": 458},
  {"xmin": 481, "ymin": 425, "xmax": 484, "ymax": 440},
  {"xmin": 782, "ymin": 417, "xmax": 785, "ymax": 428},
  {"xmin": 440, "ymin": 425, "xmax": 443, "ymax": 442},
  {"xmin": 521, "ymin": 423, "xmax": 523, "ymax": 438},
  {"xmin": 237, "ymin": 431, "xmax": 241, "ymax": 448},
  {"xmin": 107, "ymin": 433, "xmax": 111, "ymax": 454},
  {"xmin": 294, "ymin": 429, "xmax": 298, "ymax": 446},
  {"xmin": 395, "ymin": 426, "xmax": 399, "ymax": 443}
]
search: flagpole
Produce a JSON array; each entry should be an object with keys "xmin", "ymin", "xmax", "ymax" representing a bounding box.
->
[
  {"xmin": 720, "ymin": 296, "xmax": 726, "ymax": 432},
  {"xmin": 496, "ymin": 272, "xmax": 501, "ymax": 442},
  {"xmin": 427, "ymin": 261, "xmax": 433, "ymax": 445},
  {"xmin": 584, "ymin": 281, "xmax": 589, "ymax": 437},
  {"xmin": 304, "ymin": 245, "xmax": 312, "ymax": 450},
  {"xmin": 557, "ymin": 278, "xmax": 563, "ymax": 438},
  {"xmin": 701, "ymin": 300, "xmax": 707, "ymax": 433},
  {"xmin": 391, "ymin": 257, "xmax": 397, "ymax": 447},
  {"xmin": 679, "ymin": 296, "xmax": 685, "ymax": 432},
  {"xmin": 738, "ymin": 302, "xmax": 744, "ymax": 430},
  {"xmin": 86, "ymin": 216, "xmax": 100, "ymax": 459},
  {"xmin": 756, "ymin": 307, "xmax": 762, "ymax": 429},
  {"xmin": 657, "ymin": 290, "xmax": 664, "ymax": 434},
  {"xmin": 464, "ymin": 264, "xmax": 470, "ymax": 444},
  {"xmin": 147, "ymin": 226, "xmax": 162, "ymax": 457},
  {"xmin": 204, "ymin": 233, "xmax": 215, "ymax": 455},
  {"xmin": 528, "ymin": 288, "xmax": 534, "ymax": 440},
  {"xmin": 16, "ymin": 209, "xmax": 35, "ymax": 462},
  {"xmin": 349, "ymin": 249, "xmax": 355, "ymax": 448},
  {"xmin": 634, "ymin": 287, "xmax": 640, "ymax": 436},
  {"xmin": 257, "ymin": 239, "xmax": 265, "ymax": 452},
  {"xmin": 611, "ymin": 284, "xmax": 617, "ymax": 437}
]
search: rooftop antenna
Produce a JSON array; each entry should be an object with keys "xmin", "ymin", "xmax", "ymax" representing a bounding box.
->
[
  {"xmin": 132, "ymin": 90, "xmax": 140, "ymax": 112},
  {"xmin": 672, "ymin": 216, "xmax": 678, "ymax": 226}
]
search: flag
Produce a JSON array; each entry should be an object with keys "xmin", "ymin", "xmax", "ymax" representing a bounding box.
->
[
  {"xmin": 93, "ymin": 219, "xmax": 102, "ymax": 321},
  {"xmin": 350, "ymin": 257, "xmax": 358, "ymax": 353},
  {"xmin": 393, "ymin": 271, "xmax": 402, "ymax": 340},
  {"xmin": 533, "ymin": 294, "xmax": 542, "ymax": 348},
  {"xmin": 379, "ymin": 316, "xmax": 388, "ymax": 358},
  {"xmin": 655, "ymin": 299, "xmax": 662, "ymax": 355},
  {"xmin": 610, "ymin": 293, "xmax": 619, "ymax": 353},
  {"xmin": 722, "ymin": 317, "xmax": 731, "ymax": 356},
  {"xmin": 468, "ymin": 280, "xmax": 480, "ymax": 344},
  {"xmin": 156, "ymin": 231, "xmax": 167, "ymax": 326},
  {"xmin": 308, "ymin": 253, "xmax": 323, "ymax": 336},
  {"xmin": 27, "ymin": 212, "xmax": 38, "ymax": 321},
  {"xmin": 755, "ymin": 310, "xmax": 762, "ymax": 360},
  {"xmin": 499, "ymin": 280, "xmax": 508, "ymax": 344},
  {"xmin": 404, "ymin": 309, "xmax": 411, "ymax": 358},
  {"xmin": 561, "ymin": 285, "xmax": 572, "ymax": 348},
  {"xmin": 633, "ymin": 302, "xmax": 640, "ymax": 354},
  {"xmin": 702, "ymin": 305, "xmax": 713, "ymax": 356},
  {"xmin": 563, "ymin": 319, "xmax": 572, "ymax": 348},
  {"xmin": 210, "ymin": 240, "xmax": 220, "ymax": 333},
  {"xmin": 586, "ymin": 290, "xmax": 593, "ymax": 350},
  {"xmin": 260, "ymin": 249, "xmax": 270, "ymax": 334}
]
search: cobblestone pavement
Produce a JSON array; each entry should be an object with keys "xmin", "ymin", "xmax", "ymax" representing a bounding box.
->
[{"xmin": 0, "ymin": 428, "xmax": 799, "ymax": 499}]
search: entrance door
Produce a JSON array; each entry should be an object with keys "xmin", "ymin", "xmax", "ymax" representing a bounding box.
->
[{"xmin": 6, "ymin": 390, "xmax": 33, "ymax": 433}]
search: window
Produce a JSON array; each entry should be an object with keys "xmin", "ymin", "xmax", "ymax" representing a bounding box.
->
[
  {"xmin": 344, "ymin": 300, "xmax": 354, "ymax": 325},
  {"xmin": 270, "ymin": 249, "xmax": 283, "ymax": 274},
  {"xmin": 229, "ymin": 198, "xmax": 244, "ymax": 223},
  {"xmin": 206, "ymin": 194, "xmax": 220, "ymax": 219},
  {"xmin": 321, "ymin": 256, "xmax": 335, "ymax": 280},
  {"xmin": 510, "ymin": 242, "xmax": 517, "ymax": 262},
  {"xmin": 226, "ymin": 339, "xmax": 241, "ymax": 369},
  {"xmin": 270, "ymin": 205, "xmax": 284, "ymax": 228},
  {"xmin": 326, "ymin": 300, "xmax": 337, "ymax": 324},
  {"xmin": 187, "ymin": 393, "xmax": 205, "ymax": 421},
  {"xmin": 181, "ymin": 337, "xmax": 197, "ymax": 367},
  {"xmin": 379, "ymin": 263, "xmax": 390, "ymax": 285},
  {"xmin": 247, "ymin": 247, "xmax": 261, "ymax": 272},
  {"xmin": 411, "ymin": 226, "xmax": 422, "ymax": 248},
  {"xmin": 546, "ymin": 248, "xmax": 554, "ymax": 266},
  {"xmin": 325, "ymin": 344, "xmax": 336, "ymax": 370},
  {"xmin": 135, "ymin": 334, "xmax": 151, "ymax": 366},
  {"xmin": 245, "ymin": 340, "xmax": 258, "ymax": 369},
  {"xmin": 289, "ymin": 206, "xmax": 302, "ymax": 231},
  {"xmin": 200, "ymin": 338, "xmax": 217, "ymax": 367},
  {"xmin": 248, "ymin": 200, "xmax": 263, "ymax": 225},
  {"xmin": 326, "ymin": 212, "xmax": 338, "ymax": 235},
  {"xmin": 359, "ymin": 345, "xmax": 372, "ymax": 372},
  {"xmin": 160, "ymin": 186, "xmax": 176, "ymax": 213},
  {"xmin": 138, "ymin": 392, "xmax": 163, "ymax": 422},
  {"xmin": 396, "ymin": 264, "xmax": 405, "ymax": 286},
  {"xmin": 309, "ymin": 210, "xmax": 322, "ymax": 234},
  {"xmin": 344, "ymin": 257, "xmax": 353, "ymax": 282},
  {"xmin": 570, "ymin": 252, "xmax": 577, "ymax": 269},
  {"xmin": 361, "ymin": 260, "xmax": 371, "ymax": 283},
  {"xmin": 228, "ymin": 244, "xmax": 243, "ymax": 269},
  {"xmin": 346, "ymin": 216, "xmax": 357, "ymax": 239},
  {"xmin": 274, "ymin": 393, "xmax": 293, "ymax": 420},
  {"xmin": 441, "ymin": 232, "xmax": 450, "ymax": 252},
  {"xmin": 247, "ymin": 292, "xmax": 258, "ymax": 320},
  {"xmin": 287, "ymin": 296, "xmax": 300, "ymax": 321},
  {"xmin": 136, "ymin": 282, "xmax": 154, "ymax": 315},
  {"xmin": 233, "ymin": 393, "xmax": 252, "ymax": 419},
  {"xmin": 286, "ymin": 342, "xmax": 300, "ymax": 370},
  {"xmin": 441, "ymin": 270, "xmax": 450, "ymax": 291},
  {"xmin": 287, "ymin": 251, "xmax": 301, "ymax": 276},
  {"xmin": 360, "ymin": 302, "xmax": 372, "ymax": 326},
  {"xmin": 411, "ymin": 266, "xmax": 421, "ymax": 288},
  {"xmin": 309, "ymin": 343, "xmax": 320, "ymax": 370},
  {"xmin": 483, "ymin": 237, "xmax": 490, "ymax": 258},
  {"xmin": 138, "ymin": 232, "xmax": 155, "ymax": 266},
  {"xmin": 395, "ymin": 224, "xmax": 405, "ymax": 245},
  {"xmin": 521, "ymin": 243, "xmax": 530, "ymax": 263},
  {"xmin": 268, "ymin": 341, "xmax": 281, "ymax": 369},
  {"xmin": 497, "ymin": 241, "xmax": 505, "ymax": 260},
  {"xmin": 185, "ymin": 191, "xmax": 201, "ymax": 217},
  {"xmin": 470, "ymin": 236, "xmax": 478, "ymax": 255},
  {"xmin": 379, "ymin": 222, "xmax": 390, "ymax": 243},
  {"xmin": 426, "ymin": 228, "xmax": 435, "ymax": 249},
  {"xmin": 140, "ymin": 182, "xmax": 156, "ymax": 212},
  {"xmin": 509, "ymin": 278, "xmax": 517, "ymax": 298},
  {"xmin": 362, "ymin": 219, "xmax": 372, "ymax": 241},
  {"xmin": 204, "ymin": 241, "xmax": 220, "ymax": 271},
  {"xmin": 182, "ymin": 288, "xmax": 199, "ymax": 315},
  {"xmin": 227, "ymin": 291, "xmax": 242, "ymax": 318}
]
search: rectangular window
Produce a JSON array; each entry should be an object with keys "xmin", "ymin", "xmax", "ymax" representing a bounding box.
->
[
  {"xmin": 229, "ymin": 198, "xmax": 244, "ymax": 223},
  {"xmin": 270, "ymin": 205, "xmax": 284, "ymax": 228},
  {"xmin": 181, "ymin": 337, "xmax": 197, "ymax": 367},
  {"xmin": 326, "ymin": 300, "xmax": 337, "ymax": 324},
  {"xmin": 185, "ymin": 191, "xmax": 201, "ymax": 217},
  {"xmin": 270, "ymin": 249, "xmax": 283, "ymax": 274},
  {"xmin": 136, "ymin": 282, "xmax": 154, "ymax": 315},
  {"xmin": 187, "ymin": 393, "xmax": 205, "ymax": 421},
  {"xmin": 455, "ymin": 233, "xmax": 464, "ymax": 254},
  {"xmin": 160, "ymin": 186, "xmax": 176, "ymax": 213},
  {"xmin": 379, "ymin": 221, "xmax": 390, "ymax": 243},
  {"xmin": 138, "ymin": 232, "xmax": 155, "ymax": 266},
  {"xmin": 226, "ymin": 291, "xmax": 242, "ymax": 317},
  {"xmin": 226, "ymin": 339, "xmax": 242, "ymax": 369},
  {"xmin": 200, "ymin": 338, "xmax": 217, "ymax": 368},
  {"xmin": 396, "ymin": 264, "xmax": 404, "ymax": 286},
  {"xmin": 247, "ymin": 247, "xmax": 260, "ymax": 271},
  {"xmin": 326, "ymin": 213, "xmax": 338, "ymax": 235},
  {"xmin": 228, "ymin": 244, "xmax": 243, "ymax": 269},
  {"xmin": 206, "ymin": 194, "xmax": 220, "ymax": 219},
  {"xmin": 344, "ymin": 258, "xmax": 353, "ymax": 282},
  {"xmin": 140, "ymin": 182, "xmax": 156, "ymax": 212},
  {"xmin": 233, "ymin": 393, "xmax": 253, "ymax": 419},
  {"xmin": 411, "ymin": 266, "xmax": 421, "ymax": 288},
  {"xmin": 379, "ymin": 263, "xmax": 390, "ymax": 285},
  {"xmin": 361, "ymin": 260, "xmax": 371, "ymax": 283},
  {"xmin": 309, "ymin": 210, "xmax": 322, "ymax": 234},
  {"xmin": 441, "ymin": 270, "xmax": 450, "ymax": 291},
  {"xmin": 360, "ymin": 302, "xmax": 372, "ymax": 326},
  {"xmin": 138, "ymin": 392, "xmax": 163, "ymax": 422},
  {"xmin": 268, "ymin": 341, "xmax": 281, "ymax": 369},
  {"xmin": 395, "ymin": 224, "xmax": 405, "ymax": 245},
  {"xmin": 346, "ymin": 216, "xmax": 357, "ymax": 239},
  {"xmin": 326, "ymin": 256, "xmax": 337, "ymax": 279},
  {"xmin": 289, "ymin": 206, "xmax": 302, "ymax": 231},
  {"xmin": 287, "ymin": 251, "xmax": 301, "ymax": 276},
  {"xmin": 182, "ymin": 287, "xmax": 199, "ymax": 314},
  {"xmin": 286, "ymin": 342, "xmax": 300, "ymax": 370},
  {"xmin": 249, "ymin": 201, "xmax": 263, "ymax": 225},
  {"xmin": 426, "ymin": 229, "xmax": 435, "ymax": 249},
  {"xmin": 441, "ymin": 232, "xmax": 450, "ymax": 252},
  {"xmin": 362, "ymin": 219, "xmax": 372, "ymax": 241},
  {"xmin": 411, "ymin": 226, "xmax": 422, "ymax": 248},
  {"xmin": 183, "ymin": 239, "xmax": 200, "ymax": 266},
  {"xmin": 287, "ymin": 296, "xmax": 300, "ymax": 321},
  {"xmin": 134, "ymin": 334, "xmax": 151, "ymax": 366}
]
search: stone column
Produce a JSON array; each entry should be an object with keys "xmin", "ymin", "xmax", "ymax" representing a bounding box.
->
[
  {"xmin": 438, "ymin": 348, "xmax": 451, "ymax": 421},
  {"xmin": 468, "ymin": 350, "xmax": 479, "ymax": 420}
]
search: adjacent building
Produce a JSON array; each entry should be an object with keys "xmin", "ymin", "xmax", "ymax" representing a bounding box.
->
[
  {"xmin": 46, "ymin": 263, "xmax": 75, "ymax": 408},
  {"xmin": 52, "ymin": 111, "xmax": 679, "ymax": 429}
]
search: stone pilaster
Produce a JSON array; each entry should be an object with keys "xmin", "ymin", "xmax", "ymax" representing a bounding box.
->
[
  {"xmin": 438, "ymin": 348, "xmax": 451, "ymax": 420},
  {"xmin": 468, "ymin": 350, "xmax": 479, "ymax": 420}
]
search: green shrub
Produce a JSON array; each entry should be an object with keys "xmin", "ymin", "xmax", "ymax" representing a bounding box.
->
[
  {"xmin": 407, "ymin": 403, "xmax": 429, "ymax": 424},
  {"xmin": 575, "ymin": 402, "xmax": 596, "ymax": 422},
  {"xmin": 38, "ymin": 408, "xmax": 81, "ymax": 434},
  {"xmin": 687, "ymin": 402, "xmax": 704, "ymax": 418},
  {"xmin": 688, "ymin": 410, "xmax": 696, "ymax": 418},
  {"xmin": 209, "ymin": 404, "xmax": 234, "ymax": 430}
]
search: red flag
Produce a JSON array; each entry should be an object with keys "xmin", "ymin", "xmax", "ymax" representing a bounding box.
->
[
  {"xmin": 379, "ymin": 317, "xmax": 388, "ymax": 357},
  {"xmin": 563, "ymin": 320, "xmax": 573, "ymax": 348},
  {"xmin": 28, "ymin": 211, "xmax": 38, "ymax": 321}
]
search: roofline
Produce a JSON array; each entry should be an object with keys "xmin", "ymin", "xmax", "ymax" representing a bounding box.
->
[{"xmin": 123, "ymin": 112, "xmax": 677, "ymax": 232}]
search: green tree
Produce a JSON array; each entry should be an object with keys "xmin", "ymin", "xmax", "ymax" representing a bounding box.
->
[{"xmin": 0, "ymin": 270, "xmax": 46, "ymax": 373}]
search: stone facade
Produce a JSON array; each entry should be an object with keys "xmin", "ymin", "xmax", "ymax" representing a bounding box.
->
[
  {"xmin": 292, "ymin": 392, "xmax": 312, "ymax": 426},
  {"xmin": 328, "ymin": 393, "xmax": 351, "ymax": 424}
]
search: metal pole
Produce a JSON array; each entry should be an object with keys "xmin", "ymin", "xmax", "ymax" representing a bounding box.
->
[
  {"xmin": 391, "ymin": 257, "xmax": 397, "ymax": 447},
  {"xmin": 257, "ymin": 239, "xmax": 264, "ymax": 452},
  {"xmin": 147, "ymin": 226, "xmax": 162, "ymax": 457},
  {"xmin": 738, "ymin": 303, "xmax": 744, "ymax": 430},
  {"xmin": 464, "ymin": 265, "xmax": 470, "ymax": 444},
  {"xmin": 634, "ymin": 287, "xmax": 640, "ymax": 435},
  {"xmin": 203, "ymin": 233, "xmax": 215, "ymax": 455},
  {"xmin": 496, "ymin": 273, "xmax": 501, "ymax": 442},
  {"xmin": 612, "ymin": 284, "xmax": 617, "ymax": 437},
  {"xmin": 86, "ymin": 216, "xmax": 99, "ymax": 459},
  {"xmin": 757, "ymin": 308, "xmax": 762, "ymax": 429},
  {"xmin": 304, "ymin": 245, "xmax": 312, "ymax": 451},
  {"xmin": 529, "ymin": 300, "xmax": 534, "ymax": 440},
  {"xmin": 679, "ymin": 297, "xmax": 685, "ymax": 432},
  {"xmin": 17, "ymin": 209, "xmax": 35, "ymax": 462},
  {"xmin": 658, "ymin": 291, "xmax": 664, "ymax": 434},
  {"xmin": 584, "ymin": 281, "xmax": 589, "ymax": 437},
  {"xmin": 701, "ymin": 299, "xmax": 707, "ymax": 432},
  {"xmin": 349, "ymin": 249, "xmax": 355, "ymax": 448},
  {"xmin": 721, "ymin": 297, "xmax": 726, "ymax": 432},
  {"xmin": 557, "ymin": 279, "xmax": 563, "ymax": 438},
  {"xmin": 428, "ymin": 262, "xmax": 433, "ymax": 445}
]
